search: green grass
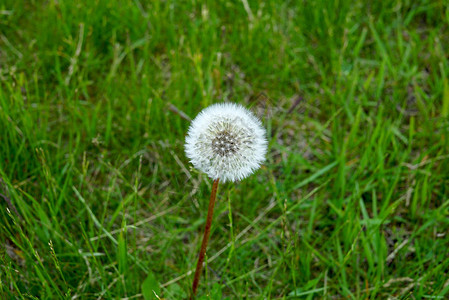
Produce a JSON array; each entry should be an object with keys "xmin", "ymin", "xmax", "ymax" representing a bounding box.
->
[{"xmin": 1, "ymin": 0, "xmax": 449, "ymax": 299}]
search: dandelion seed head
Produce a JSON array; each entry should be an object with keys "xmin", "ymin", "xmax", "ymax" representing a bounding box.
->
[{"xmin": 185, "ymin": 102, "xmax": 267, "ymax": 182}]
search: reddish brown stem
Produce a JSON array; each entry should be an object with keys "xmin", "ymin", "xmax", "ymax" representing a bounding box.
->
[{"xmin": 190, "ymin": 178, "xmax": 220, "ymax": 299}]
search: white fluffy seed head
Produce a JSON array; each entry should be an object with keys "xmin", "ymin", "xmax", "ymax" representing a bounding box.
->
[{"xmin": 185, "ymin": 102, "xmax": 267, "ymax": 183}]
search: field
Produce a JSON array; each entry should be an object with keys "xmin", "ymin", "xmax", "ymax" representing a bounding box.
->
[{"xmin": 1, "ymin": 0, "xmax": 449, "ymax": 299}]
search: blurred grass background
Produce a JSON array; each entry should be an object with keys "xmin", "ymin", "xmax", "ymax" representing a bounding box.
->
[{"xmin": 1, "ymin": 0, "xmax": 449, "ymax": 299}]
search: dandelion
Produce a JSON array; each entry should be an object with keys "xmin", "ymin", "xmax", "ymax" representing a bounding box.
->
[
  {"xmin": 185, "ymin": 102, "xmax": 267, "ymax": 182},
  {"xmin": 185, "ymin": 102, "xmax": 267, "ymax": 298}
]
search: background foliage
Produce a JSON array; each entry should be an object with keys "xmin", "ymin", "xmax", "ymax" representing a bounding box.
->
[{"xmin": 1, "ymin": 0, "xmax": 449, "ymax": 298}]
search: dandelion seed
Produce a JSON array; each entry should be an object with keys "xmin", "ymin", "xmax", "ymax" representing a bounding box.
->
[{"xmin": 185, "ymin": 102, "xmax": 267, "ymax": 183}]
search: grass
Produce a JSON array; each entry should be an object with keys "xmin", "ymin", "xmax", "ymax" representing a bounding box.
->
[{"xmin": 1, "ymin": 0, "xmax": 449, "ymax": 299}]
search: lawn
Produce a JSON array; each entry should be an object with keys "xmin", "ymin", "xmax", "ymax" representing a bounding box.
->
[{"xmin": 1, "ymin": 0, "xmax": 449, "ymax": 299}]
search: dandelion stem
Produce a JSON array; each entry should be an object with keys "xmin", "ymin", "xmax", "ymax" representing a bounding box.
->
[{"xmin": 191, "ymin": 178, "xmax": 219, "ymax": 299}]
